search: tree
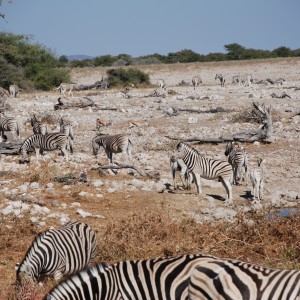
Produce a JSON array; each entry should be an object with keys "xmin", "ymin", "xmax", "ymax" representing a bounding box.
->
[
  {"xmin": 272, "ymin": 46, "xmax": 291, "ymax": 57},
  {"xmin": 224, "ymin": 43, "xmax": 245, "ymax": 60}
]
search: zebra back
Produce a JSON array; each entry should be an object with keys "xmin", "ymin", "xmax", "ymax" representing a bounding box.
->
[
  {"xmin": 188, "ymin": 258, "xmax": 300, "ymax": 300},
  {"xmin": 17, "ymin": 221, "xmax": 97, "ymax": 282},
  {"xmin": 46, "ymin": 254, "xmax": 217, "ymax": 300}
]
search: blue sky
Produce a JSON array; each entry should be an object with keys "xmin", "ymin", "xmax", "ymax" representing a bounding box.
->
[{"xmin": 1, "ymin": 0, "xmax": 299, "ymax": 58}]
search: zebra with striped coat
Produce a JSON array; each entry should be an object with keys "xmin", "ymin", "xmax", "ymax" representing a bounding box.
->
[
  {"xmin": 188, "ymin": 257, "xmax": 300, "ymax": 299},
  {"xmin": 9, "ymin": 84, "xmax": 20, "ymax": 98},
  {"xmin": 250, "ymin": 158, "xmax": 266, "ymax": 201},
  {"xmin": 31, "ymin": 114, "xmax": 48, "ymax": 135},
  {"xmin": 16, "ymin": 221, "xmax": 97, "ymax": 283},
  {"xmin": 92, "ymin": 133, "xmax": 132, "ymax": 163},
  {"xmin": 215, "ymin": 74, "xmax": 225, "ymax": 87},
  {"xmin": 46, "ymin": 253, "xmax": 217, "ymax": 300},
  {"xmin": 0, "ymin": 116, "xmax": 20, "ymax": 140},
  {"xmin": 19, "ymin": 133, "xmax": 70, "ymax": 162},
  {"xmin": 192, "ymin": 75, "xmax": 202, "ymax": 90},
  {"xmin": 170, "ymin": 155, "xmax": 193, "ymax": 190},
  {"xmin": 60, "ymin": 116, "xmax": 74, "ymax": 154},
  {"xmin": 225, "ymin": 141, "xmax": 249, "ymax": 186},
  {"xmin": 157, "ymin": 78, "xmax": 166, "ymax": 90},
  {"xmin": 176, "ymin": 142, "xmax": 233, "ymax": 205}
]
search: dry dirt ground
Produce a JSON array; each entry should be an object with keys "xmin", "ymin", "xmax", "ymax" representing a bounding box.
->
[{"xmin": 0, "ymin": 58, "xmax": 300, "ymax": 298}]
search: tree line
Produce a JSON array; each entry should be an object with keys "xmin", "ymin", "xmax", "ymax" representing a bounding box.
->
[{"xmin": 1, "ymin": 31, "xmax": 299, "ymax": 91}]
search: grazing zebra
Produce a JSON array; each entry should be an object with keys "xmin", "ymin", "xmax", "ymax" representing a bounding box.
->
[
  {"xmin": 157, "ymin": 78, "xmax": 166, "ymax": 90},
  {"xmin": 19, "ymin": 133, "xmax": 70, "ymax": 162},
  {"xmin": 224, "ymin": 141, "xmax": 248, "ymax": 186},
  {"xmin": 0, "ymin": 116, "xmax": 20, "ymax": 140},
  {"xmin": 192, "ymin": 75, "xmax": 202, "ymax": 90},
  {"xmin": 46, "ymin": 253, "xmax": 217, "ymax": 300},
  {"xmin": 92, "ymin": 133, "xmax": 132, "ymax": 163},
  {"xmin": 16, "ymin": 221, "xmax": 97, "ymax": 283},
  {"xmin": 9, "ymin": 84, "xmax": 20, "ymax": 98},
  {"xmin": 170, "ymin": 155, "xmax": 193, "ymax": 190},
  {"xmin": 232, "ymin": 74, "xmax": 253, "ymax": 86},
  {"xmin": 30, "ymin": 114, "xmax": 48, "ymax": 135},
  {"xmin": 188, "ymin": 257, "xmax": 300, "ymax": 300},
  {"xmin": 250, "ymin": 158, "xmax": 266, "ymax": 201},
  {"xmin": 56, "ymin": 83, "xmax": 79, "ymax": 96},
  {"xmin": 59, "ymin": 116, "xmax": 74, "ymax": 154},
  {"xmin": 176, "ymin": 142, "xmax": 233, "ymax": 204},
  {"xmin": 215, "ymin": 73, "xmax": 225, "ymax": 87}
]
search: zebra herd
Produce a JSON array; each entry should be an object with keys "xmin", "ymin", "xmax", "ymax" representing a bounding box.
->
[{"xmin": 14, "ymin": 221, "xmax": 300, "ymax": 299}]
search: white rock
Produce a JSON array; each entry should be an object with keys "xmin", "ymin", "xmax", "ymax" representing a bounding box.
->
[{"xmin": 76, "ymin": 208, "xmax": 92, "ymax": 218}]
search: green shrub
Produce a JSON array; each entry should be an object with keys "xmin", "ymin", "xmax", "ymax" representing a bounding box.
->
[{"xmin": 107, "ymin": 68, "xmax": 150, "ymax": 87}]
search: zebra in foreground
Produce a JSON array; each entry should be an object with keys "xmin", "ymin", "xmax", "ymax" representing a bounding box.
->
[
  {"xmin": 170, "ymin": 155, "xmax": 193, "ymax": 190},
  {"xmin": 192, "ymin": 75, "xmax": 202, "ymax": 90},
  {"xmin": 30, "ymin": 114, "xmax": 48, "ymax": 135},
  {"xmin": 176, "ymin": 142, "xmax": 233, "ymax": 205},
  {"xmin": 225, "ymin": 141, "xmax": 249, "ymax": 186},
  {"xmin": 250, "ymin": 158, "xmax": 266, "ymax": 201},
  {"xmin": 19, "ymin": 133, "xmax": 70, "ymax": 162},
  {"xmin": 59, "ymin": 115, "xmax": 74, "ymax": 154},
  {"xmin": 188, "ymin": 257, "xmax": 300, "ymax": 300},
  {"xmin": 215, "ymin": 73, "xmax": 225, "ymax": 87},
  {"xmin": 92, "ymin": 133, "xmax": 132, "ymax": 163},
  {"xmin": 9, "ymin": 84, "xmax": 20, "ymax": 97},
  {"xmin": 46, "ymin": 253, "xmax": 217, "ymax": 300},
  {"xmin": 16, "ymin": 221, "xmax": 97, "ymax": 283},
  {"xmin": 0, "ymin": 116, "xmax": 20, "ymax": 140}
]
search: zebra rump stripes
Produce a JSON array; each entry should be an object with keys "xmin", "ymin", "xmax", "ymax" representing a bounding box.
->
[
  {"xmin": 176, "ymin": 142, "xmax": 233, "ymax": 204},
  {"xmin": 20, "ymin": 133, "xmax": 70, "ymax": 162},
  {"xmin": 188, "ymin": 257, "xmax": 300, "ymax": 300},
  {"xmin": 46, "ymin": 254, "xmax": 216, "ymax": 300},
  {"xmin": 17, "ymin": 221, "xmax": 97, "ymax": 282},
  {"xmin": 0, "ymin": 116, "xmax": 20, "ymax": 140},
  {"xmin": 92, "ymin": 133, "xmax": 132, "ymax": 163}
]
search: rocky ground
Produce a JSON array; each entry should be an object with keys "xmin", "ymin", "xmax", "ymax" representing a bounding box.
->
[{"xmin": 0, "ymin": 57, "xmax": 300, "ymax": 297}]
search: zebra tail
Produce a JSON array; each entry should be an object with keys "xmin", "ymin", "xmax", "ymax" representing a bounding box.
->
[
  {"xmin": 69, "ymin": 138, "xmax": 74, "ymax": 154},
  {"xmin": 16, "ymin": 122, "xmax": 20, "ymax": 139}
]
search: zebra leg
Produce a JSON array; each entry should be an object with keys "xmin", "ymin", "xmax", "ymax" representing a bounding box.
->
[
  {"xmin": 180, "ymin": 165, "xmax": 188, "ymax": 189},
  {"xmin": 61, "ymin": 147, "xmax": 69, "ymax": 162},
  {"xmin": 220, "ymin": 177, "xmax": 233, "ymax": 204},
  {"xmin": 259, "ymin": 180, "xmax": 264, "ymax": 200},
  {"xmin": 193, "ymin": 173, "xmax": 202, "ymax": 195},
  {"xmin": 35, "ymin": 148, "xmax": 40, "ymax": 160}
]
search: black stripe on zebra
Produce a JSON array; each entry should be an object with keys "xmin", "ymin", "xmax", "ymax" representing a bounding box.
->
[
  {"xmin": 20, "ymin": 133, "xmax": 69, "ymax": 161},
  {"xmin": 188, "ymin": 258, "xmax": 300, "ymax": 299},
  {"xmin": 176, "ymin": 142, "xmax": 233, "ymax": 204},
  {"xmin": 92, "ymin": 133, "xmax": 132, "ymax": 163},
  {"xmin": 0, "ymin": 116, "xmax": 20, "ymax": 139},
  {"xmin": 225, "ymin": 141, "xmax": 249, "ymax": 186},
  {"xmin": 17, "ymin": 221, "xmax": 97, "ymax": 283},
  {"xmin": 45, "ymin": 254, "xmax": 217, "ymax": 300}
]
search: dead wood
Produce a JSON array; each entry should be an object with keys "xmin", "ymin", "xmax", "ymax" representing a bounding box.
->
[
  {"xmin": 166, "ymin": 102, "xmax": 274, "ymax": 144},
  {"xmin": 173, "ymin": 107, "xmax": 232, "ymax": 114},
  {"xmin": 271, "ymin": 92, "xmax": 291, "ymax": 99},
  {"xmin": 145, "ymin": 90, "xmax": 166, "ymax": 98},
  {"xmin": 0, "ymin": 141, "xmax": 22, "ymax": 155},
  {"xmin": 93, "ymin": 162, "xmax": 147, "ymax": 177},
  {"xmin": 54, "ymin": 97, "xmax": 96, "ymax": 110}
]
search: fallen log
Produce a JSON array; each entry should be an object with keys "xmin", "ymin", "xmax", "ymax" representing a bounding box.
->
[
  {"xmin": 54, "ymin": 96, "xmax": 97, "ymax": 110},
  {"xmin": 0, "ymin": 141, "xmax": 22, "ymax": 155},
  {"xmin": 93, "ymin": 162, "xmax": 147, "ymax": 177},
  {"xmin": 173, "ymin": 107, "xmax": 232, "ymax": 114}
]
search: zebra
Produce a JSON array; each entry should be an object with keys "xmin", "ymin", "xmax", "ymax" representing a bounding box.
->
[
  {"xmin": 232, "ymin": 74, "xmax": 253, "ymax": 86},
  {"xmin": 19, "ymin": 133, "xmax": 70, "ymax": 162},
  {"xmin": 176, "ymin": 142, "xmax": 233, "ymax": 205},
  {"xmin": 30, "ymin": 114, "xmax": 48, "ymax": 135},
  {"xmin": 215, "ymin": 73, "xmax": 225, "ymax": 87},
  {"xmin": 92, "ymin": 133, "xmax": 132, "ymax": 163},
  {"xmin": 16, "ymin": 221, "xmax": 97, "ymax": 283},
  {"xmin": 250, "ymin": 158, "xmax": 266, "ymax": 201},
  {"xmin": 56, "ymin": 83, "xmax": 79, "ymax": 96},
  {"xmin": 170, "ymin": 155, "xmax": 193, "ymax": 190},
  {"xmin": 192, "ymin": 75, "xmax": 202, "ymax": 90},
  {"xmin": 224, "ymin": 141, "xmax": 249, "ymax": 186},
  {"xmin": 157, "ymin": 78, "xmax": 166, "ymax": 90},
  {"xmin": 59, "ymin": 115, "xmax": 74, "ymax": 154},
  {"xmin": 0, "ymin": 116, "xmax": 20, "ymax": 140},
  {"xmin": 9, "ymin": 84, "xmax": 20, "ymax": 97},
  {"xmin": 45, "ymin": 253, "xmax": 217, "ymax": 300},
  {"xmin": 188, "ymin": 257, "xmax": 300, "ymax": 300}
]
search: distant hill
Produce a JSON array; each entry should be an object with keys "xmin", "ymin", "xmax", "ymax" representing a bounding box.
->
[{"xmin": 67, "ymin": 55, "xmax": 94, "ymax": 61}]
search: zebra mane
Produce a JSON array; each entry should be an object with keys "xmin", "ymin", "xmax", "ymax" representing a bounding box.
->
[{"xmin": 178, "ymin": 142, "xmax": 199, "ymax": 155}]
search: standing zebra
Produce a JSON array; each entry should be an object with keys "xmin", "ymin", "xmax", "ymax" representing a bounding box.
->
[
  {"xmin": 60, "ymin": 116, "xmax": 74, "ymax": 154},
  {"xmin": 192, "ymin": 75, "xmax": 202, "ymax": 90},
  {"xmin": 30, "ymin": 114, "xmax": 48, "ymax": 135},
  {"xmin": 176, "ymin": 142, "xmax": 233, "ymax": 204},
  {"xmin": 56, "ymin": 83, "xmax": 79, "ymax": 96},
  {"xmin": 46, "ymin": 253, "xmax": 217, "ymax": 300},
  {"xmin": 232, "ymin": 74, "xmax": 253, "ymax": 86},
  {"xmin": 92, "ymin": 133, "xmax": 132, "ymax": 163},
  {"xmin": 9, "ymin": 84, "xmax": 20, "ymax": 98},
  {"xmin": 19, "ymin": 133, "xmax": 70, "ymax": 162},
  {"xmin": 250, "ymin": 158, "xmax": 266, "ymax": 201},
  {"xmin": 170, "ymin": 155, "xmax": 193, "ymax": 190},
  {"xmin": 215, "ymin": 74, "xmax": 225, "ymax": 87},
  {"xmin": 16, "ymin": 221, "xmax": 97, "ymax": 283},
  {"xmin": 224, "ymin": 141, "xmax": 248, "ymax": 186},
  {"xmin": 188, "ymin": 257, "xmax": 300, "ymax": 300},
  {"xmin": 157, "ymin": 78, "xmax": 166, "ymax": 90},
  {"xmin": 0, "ymin": 116, "xmax": 20, "ymax": 140}
]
